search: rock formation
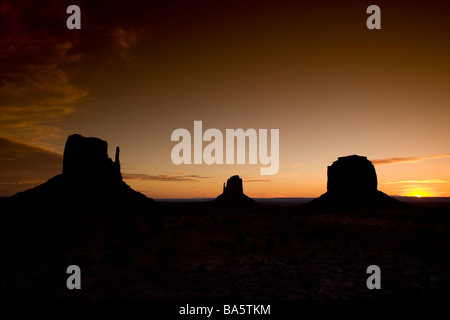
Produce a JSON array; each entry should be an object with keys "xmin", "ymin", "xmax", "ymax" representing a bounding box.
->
[
  {"xmin": 327, "ymin": 155, "xmax": 378, "ymax": 196},
  {"xmin": 214, "ymin": 175, "xmax": 259, "ymax": 208},
  {"xmin": 309, "ymin": 155, "xmax": 403, "ymax": 210},
  {"xmin": 222, "ymin": 175, "xmax": 244, "ymax": 196},
  {"xmin": 13, "ymin": 134, "xmax": 152, "ymax": 210},
  {"xmin": 62, "ymin": 134, "xmax": 122, "ymax": 183}
]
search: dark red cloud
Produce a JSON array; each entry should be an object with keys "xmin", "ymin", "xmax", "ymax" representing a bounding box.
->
[{"xmin": 0, "ymin": 1, "xmax": 87, "ymax": 147}]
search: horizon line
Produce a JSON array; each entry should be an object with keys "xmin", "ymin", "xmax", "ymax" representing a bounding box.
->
[{"xmin": 152, "ymin": 195, "xmax": 450, "ymax": 200}]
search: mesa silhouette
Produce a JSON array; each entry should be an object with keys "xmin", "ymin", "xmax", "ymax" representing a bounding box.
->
[
  {"xmin": 12, "ymin": 135, "xmax": 404, "ymax": 212},
  {"xmin": 13, "ymin": 134, "xmax": 152, "ymax": 210},
  {"xmin": 308, "ymin": 155, "xmax": 405, "ymax": 210},
  {"xmin": 213, "ymin": 175, "xmax": 260, "ymax": 208}
]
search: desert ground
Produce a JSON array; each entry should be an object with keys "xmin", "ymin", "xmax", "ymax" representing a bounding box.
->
[{"xmin": 1, "ymin": 197, "xmax": 449, "ymax": 300}]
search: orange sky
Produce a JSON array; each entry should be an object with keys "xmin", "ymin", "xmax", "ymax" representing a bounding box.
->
[{"xmin": 1, "ymin": 0, "xmax": 450, "ymax": 198}]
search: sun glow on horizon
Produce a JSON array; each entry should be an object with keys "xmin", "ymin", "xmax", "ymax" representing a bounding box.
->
[{"xmin": 406, "ymin": 189, "xmax": 433, "ymax": 198}]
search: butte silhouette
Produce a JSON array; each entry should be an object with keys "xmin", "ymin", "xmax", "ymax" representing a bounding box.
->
[
  {"xmin": 213, "ymin": 175, "xmax": 260, "ymax": 208},
  {"xmin": 309, "ymin": 155, "xmax": 404, "ymax": 210},
  {"xmin": 13, "ymin": 134, "xmax": 153, "ymax": 210}
]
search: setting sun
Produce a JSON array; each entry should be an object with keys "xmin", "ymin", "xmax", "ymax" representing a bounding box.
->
[{"xmin": 406, "ymin": 189, "xmax": 433, "ymax": 198}]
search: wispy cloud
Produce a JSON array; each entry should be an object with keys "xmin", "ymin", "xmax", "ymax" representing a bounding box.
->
[
  {"xmin": 0, "ymin": 136, "xmax": 62, "ymax": 196},
  {"xmin": 292, "ymin": 162, "xmax": 306, "ymax": 168},
  {"xmin": 251, "ymin": 192, "xmax": 287, "ymax": 198},
  {"xmin": 277, "ymin": 173, "xmax": 301, "ymax": 178},
  {"xmin": 123, "ymin": 173, "xmax": 213, "ymax": 182},
  {"xmin": 111, "ymin": 27, "xmax": 140, "ymax": 49},
  {"xmin": 241, "ymin": 175, "xmax": 271, "ymax": 182},
  {"xmin": 371, "ymin": 154, "xmax": 450, "ymax": 165},
  {"xmin": 382, "ymin": 179, "xmax": 450, "ymax": 185},
  {"xmin": 110, "ymin": 27, "xmax": 145, "ymax": 64}
]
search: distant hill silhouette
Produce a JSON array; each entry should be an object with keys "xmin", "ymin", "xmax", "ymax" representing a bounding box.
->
[
  {"xmin": 308, "ymin": 155, "xmax": 405, "ymax": 211},
  {"xmin": 13, "ymin": 134, "xmax": 153, "ymax": 210},
  {"xmin": 213, "ymin": 175, "xmax": 260, "ymax": 208}
]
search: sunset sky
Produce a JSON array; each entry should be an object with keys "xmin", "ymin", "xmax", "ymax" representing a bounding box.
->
[{"xmin": 1, "ymin": 0, "xmax": 450, "ymax": 198}]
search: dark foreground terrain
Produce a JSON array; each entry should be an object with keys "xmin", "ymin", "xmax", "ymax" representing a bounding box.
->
[{"xmin": 1, "ymin": 197, "xmax": 449, "ymax": 300}]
